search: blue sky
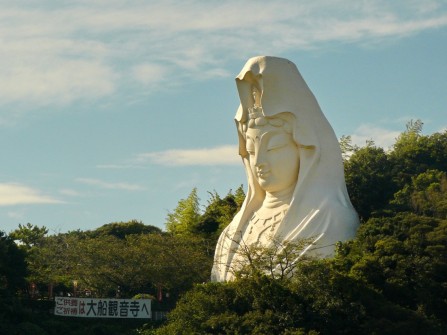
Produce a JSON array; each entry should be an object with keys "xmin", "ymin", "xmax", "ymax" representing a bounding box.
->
[{"xmin": 1, "ymin": 0, "xmax": 446, "ymax": 234}]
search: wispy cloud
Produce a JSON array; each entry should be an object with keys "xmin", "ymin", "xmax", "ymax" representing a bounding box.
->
[
  {"xmin": 351, "ymin": 124, "xmax": 401, "ymax": 149},
  {"xmin": 59, "ymin": 188, "xmax": 82, "ymax": 197},
  {"xmin": 1, "ymin": 0, "xmax": 446, "ymax": 115},
  {"xmin": 132, "ymin": 63, "xmax": 169, "ymax": 88},
  {"xmin": 138, "ymin": 145, "xmax": 240, "ymax": 166},
  {"xmin": 7, "ymin": 210, "xmax": 25, "ymax": 220},
  {"xmin": 95, "ymin": 164, "xmax": 139, "ymax": 170},
  {"xmin": 0, "ymin": 183, "xmax": 62, "ymax": 206},
  {"xmin": 76, "ymin": 178, "xmax": 145, "ymax": 191}
]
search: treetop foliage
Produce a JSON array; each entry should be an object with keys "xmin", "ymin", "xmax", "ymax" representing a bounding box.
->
[
  {"xmin": 165, "ymin": 187, "xmax": 201, "ymax": 236},
  {"xmin": 165, "ymin": 186, "xmax": 245, "ymax": 244},
  {"xmin": 89, "ymin": 220, "xmax": 162, "ymax": 239},
  {"xmin": 9, "ymin": 223, "xmax": 48, "ymax": 249},
  {"xmin": 343, "ymin": 120, "xmax": 447, "ymax": 220}
]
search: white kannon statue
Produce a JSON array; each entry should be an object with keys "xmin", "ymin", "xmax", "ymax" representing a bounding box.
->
[{"xmin": 211, "ymin": 56, "xmax": 359, "ymax": 282}]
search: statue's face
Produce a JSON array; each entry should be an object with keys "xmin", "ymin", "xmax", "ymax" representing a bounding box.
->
[{"xmin": 245, "ymin": 122, "xmax": 300, "ymax": 193}]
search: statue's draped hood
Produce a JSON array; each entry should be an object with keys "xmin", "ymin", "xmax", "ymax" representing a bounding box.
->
[{"xmin": 211, "ymin": 56, "xmax": 359, "ymax": 282}]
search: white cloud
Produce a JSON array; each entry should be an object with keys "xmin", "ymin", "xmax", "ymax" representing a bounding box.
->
[
  {"xmin": 0, "ymin": 183, "xmax": 62, "ymax": 206},
  {"xmin": 138, "ymin": 145, "xmax": 240, "ymax": 166},
  {"xmin": 0, "ymin": 58, "xmax": 116, "ymax": 105},
  {"xmin": 351, "ymin": 124, "xmax": 401, "ymax": 149},
  {"xmin": 59, "ymin": 189, "xmax": 82, "ymax": 197},
  {"xmin": 7, "ymin": 210, "xmax": 25, "ymax": 220},
  {"xmin": 132, "ymin": 63, "xmax": 168, "ymax": 87},
  {"xmin": 76, "ymin": 178, "xmax": 145, "ymax": 191},
  {"xmin": 0, "ymin": 1, "xmax": 446, "ymax": 112},
  {"xmin": 96, "ymin": 164, "xmax": 138, "ymax": 169}
]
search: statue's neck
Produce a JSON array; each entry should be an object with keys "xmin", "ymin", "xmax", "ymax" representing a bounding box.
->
[
  {"xmin": 256, "ymin": 185, "xmax": 294, "ymax": 217},
  {"xmin": 264, "ymin": 185, "xmax": 295, "ymax": 207}
]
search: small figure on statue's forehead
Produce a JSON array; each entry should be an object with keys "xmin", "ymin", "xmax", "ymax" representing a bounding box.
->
[
  {"xmin": 248, "ymin": 86, "xmax": 265, "ymax": 126},
  {"xmin": 252, "ymin": 86, "xmax": 261, "ymax": 107}
]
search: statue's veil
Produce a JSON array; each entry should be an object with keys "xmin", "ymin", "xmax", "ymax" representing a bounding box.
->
[{"xmin": 211, "ymin": 56, "xmax": 359, "ymax": 282}]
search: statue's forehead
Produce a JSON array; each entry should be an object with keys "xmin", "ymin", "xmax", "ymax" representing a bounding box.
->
[{"xmin": 246, "ymin": 124, "xmax": 286, "ymax": 140}]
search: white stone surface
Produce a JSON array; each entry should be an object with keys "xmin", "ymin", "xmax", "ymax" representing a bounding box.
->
[{"xmin": 211, "ymin": 56, "xmax": 359, "ymax": 282}]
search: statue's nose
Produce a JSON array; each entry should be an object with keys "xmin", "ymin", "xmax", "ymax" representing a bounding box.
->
[{"xmin": 254, "ymin": 149, "xmax": 267, "ymax": 168}]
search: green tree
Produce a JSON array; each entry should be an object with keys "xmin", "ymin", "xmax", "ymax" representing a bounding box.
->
[
  {"xmin": 133, "ymin": 234, "xmax": 212, "ymax": 298},
  {"xmin": 194, "ymin": 190, "xmax": 241, "ymax": 244},
  {"xmin": 155, "ymin": 260, "xmax": 440, "ymax": 335},
  {"xmin": 165, "ymin": 187, "xmax": 244, "ymax": 241},
  {"xmin": 0, "ymin": 231, "xmax": 27, "ymax": 293},
  {"xmin": 339, "ymin": 135, "xmax": 359, "ymax": 161},
  {"xmin": 229, "ymin": 236, "xmax": 314, "ymax": 281},
  {"xmin": 392, "ymin": 170, "xmax": 447, "ymax": 218},
  {"xmin": 344, "ymin": 143, "xmax": 394, "ymax": 220},
  {"xmin": 154, "ymin": 277, "xmax": 314, "ymax": 335},
  {"xmin": 0, "ymin": 231, "xmax": 27, "ymax": 335},
  {"xmin": 26, "ymin": 232, "xmax": 84, "ymax": 291},
  {"xmin": 31, "ymin": 232, "xmax": 212, "ymax": 299},
  {"xmin": 233, "ymin": 184, "xmax": 246, "ymax": 209},
  {"xmin": 389, "ymin": 120, "xmax": 447, "ymax": 189},
  {"xmin": 338, "ymin": 212, "xmax": 447, "ymax": 324},
  {"xmin": 9, "ymin": 223, "xmax": 48, "ymax": 249},
  {"xmin": 165, "ymin": 188, "xmax": 201, "ymax": 236},
  {"xmin": 90, "ymin": 220, "xmax": 162, "ymax": 239}
]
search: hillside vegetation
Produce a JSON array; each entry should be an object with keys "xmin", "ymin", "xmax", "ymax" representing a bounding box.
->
[{"xmin": 1, "ymin": 121, "xmax": 446, "ymax": 334}]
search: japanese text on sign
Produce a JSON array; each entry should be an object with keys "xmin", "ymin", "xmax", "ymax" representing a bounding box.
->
[{"xmin": 54, "ymin": 297, "xmax": 151, "ymax": 319}]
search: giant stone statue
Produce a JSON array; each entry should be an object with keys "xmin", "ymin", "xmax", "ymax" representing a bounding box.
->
[{"xmin": 211, "ymin": 56, "xmax": 359, "ymax": 282}]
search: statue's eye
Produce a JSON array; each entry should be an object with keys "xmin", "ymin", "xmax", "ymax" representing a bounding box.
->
[
  {"xmin": 246, "ymin": 147, "xmax": 255, "ymax": 155},
  {"xmin": 267, "ymin": 134, "xmax": 289, "ymax": 151}
]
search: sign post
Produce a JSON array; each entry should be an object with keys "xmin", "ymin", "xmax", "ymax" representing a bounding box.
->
[{"xmin": 54, "ymin": 297, "xmax": 151, "ymax": 319}]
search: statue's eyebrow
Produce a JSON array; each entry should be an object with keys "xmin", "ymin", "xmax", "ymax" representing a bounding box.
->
[
  {"xmin": 245, "ymin": 128, "xmax": 284, "ymax": 152},
  {"xmin": 266, "ymin": 133, "xmax": 289, "ymax": 150}
]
